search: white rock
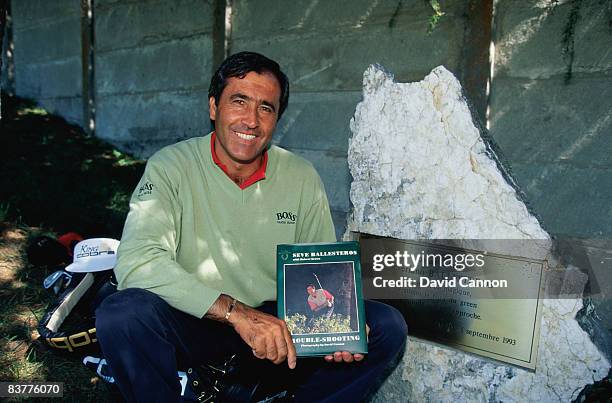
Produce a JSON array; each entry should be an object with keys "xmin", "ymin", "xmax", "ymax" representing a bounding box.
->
[{"xmin": 347, "ymin": 65, "xmax": 610, "ymax": 402}]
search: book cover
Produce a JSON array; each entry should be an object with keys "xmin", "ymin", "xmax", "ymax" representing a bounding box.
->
[{"xmin": 277, "ymin": 241, "xmax": 368, "ymax": 356}]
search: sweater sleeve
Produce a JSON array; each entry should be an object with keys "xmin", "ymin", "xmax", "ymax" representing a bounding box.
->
[
  {"xmin": 114, "ymin": 154, "xmax": 220, "ymax": 318},
  {"xmin": 295, "ymin": 171, "xmax": 337, "ymax": 244}
]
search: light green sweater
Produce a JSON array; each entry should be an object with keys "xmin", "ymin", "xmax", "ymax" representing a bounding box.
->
[{"xmin": 115, "ymin": 134, "xmax": 336, "ymax": 317}]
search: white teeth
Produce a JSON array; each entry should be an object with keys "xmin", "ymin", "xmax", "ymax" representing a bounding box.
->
[{"xmin": 235, "ymin": 131, "xmax": 256, "ymax": 140}]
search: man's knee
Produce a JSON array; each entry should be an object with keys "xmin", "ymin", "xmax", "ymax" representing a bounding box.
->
[
  {"xmin": 365, "ymin": 300, "xmax": 408, "ymax": 355},
  {"xmin": 95, "ymin": 288, "xmax": 169, "ymax": 340}
]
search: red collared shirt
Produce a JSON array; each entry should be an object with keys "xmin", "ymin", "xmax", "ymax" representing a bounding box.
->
[{"xmin": 210, "ymin": 132, "xmax": 268, "ymax": 189}]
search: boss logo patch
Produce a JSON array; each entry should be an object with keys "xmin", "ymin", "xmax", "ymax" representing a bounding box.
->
[
  {"xmin": 276, "ymin": 211, "xmax": 297, "ymax": 224},
  {"xmin": 137, "ymin": 182, "xmax": 154, "ymax": 199}
]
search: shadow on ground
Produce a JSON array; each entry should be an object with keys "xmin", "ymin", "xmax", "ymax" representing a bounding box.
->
[
  {"xmin": 1, "ymin": 95, "xmax": 143, "ymax": 401},
  {"xmin": 0, "ymin": 94, "xmax": 145, "ymax": 238}
]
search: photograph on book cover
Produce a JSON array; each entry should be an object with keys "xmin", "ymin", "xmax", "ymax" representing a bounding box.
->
[{"xmin": 282, "ymin": 261, "xmax": 360, "ymax": 335}]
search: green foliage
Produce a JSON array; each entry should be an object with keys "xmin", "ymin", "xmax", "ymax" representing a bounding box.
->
[
  {"xmin": 0, "ymin": 95, "xmax": 145, "ymax": 238},
  {"xmin": 285, "ymin": 313, "xmax": 308, "ymax": 333},
  {"xmin": 286, "ymin": 313, "xmax": 352, "ymax": 334},
  {"xmin": 106, "ymin": 189, "xmax": 131, "ymax": 214},
  {"xmin": 112, "ymin": 149, "xmax": 141, "ymax": 167},
  {"xmin": 16, "ymin": 106, "xmax": 48, "ymax": 116},
  {"xmin": 428, "ymin": 0, "xmax": 445, "ymax": 33}
]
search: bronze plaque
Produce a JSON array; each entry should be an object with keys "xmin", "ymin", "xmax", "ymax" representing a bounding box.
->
[{"xmin": 359, "ymin": 234, "xmax": 545, "ymax": 370}]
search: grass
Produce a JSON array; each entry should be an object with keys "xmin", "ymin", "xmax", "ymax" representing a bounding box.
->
[{"xmin": 0, "ymin": 94, "xmax": 144, "ymax": 401}]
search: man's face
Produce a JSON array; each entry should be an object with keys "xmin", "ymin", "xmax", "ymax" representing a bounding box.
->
[
  {"xmin": 307, "ymin": 286, "xmax": 316, "ymax": 296},
  {"xmin": 209, "ymin": 71, "xmax": 281, "ymax": 167}
]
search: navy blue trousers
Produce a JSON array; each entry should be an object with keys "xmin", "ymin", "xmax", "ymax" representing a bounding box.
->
[{"xmin": 96, "ymin": 288, "xmax": 407, "ymax": 403}]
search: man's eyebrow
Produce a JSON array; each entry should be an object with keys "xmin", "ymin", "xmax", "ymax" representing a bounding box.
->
[
  {"xmin": 229, "ymin": 93, "xmax": 277, "ymax": 112},
  {"xmin": 229, "ymin": 92, "xmax": 251, "ymax": 101},
  {"xmin": 260, "ymin": 100, "xmax": 276, "ymax": 112}
]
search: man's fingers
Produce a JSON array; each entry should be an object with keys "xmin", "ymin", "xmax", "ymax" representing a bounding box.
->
[
  {"xmin": 281, "ymin": 324, "xmax": 297, "ymax": 369},
  {"xmin": 252, "ymin": 335, "xmax": 267, "ymax": 359},
  {"xmin": 233, "ymin": 307, "xmax": 298, "ymax": 367},
  {"xmin": 265, "ymin": 333, "xmax": 278, "ymax": 362},
  {"xmin": 252, "ymin": 348, "xmax": 266, "ymax": 359},
  {"xmin": 273, "ymin": 330, "xmax": 288, "ymax": 365},
  {"xmin": 325, "ymin": 351, "xmax": 364, "ymax": 363},
  {"xmin": 341, "ymin": 351, "xmax": 353, "ymax": 363}
]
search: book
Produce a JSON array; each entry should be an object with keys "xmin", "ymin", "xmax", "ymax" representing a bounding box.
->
[{"xmin": 276, "ymin": 241, "xmax": 368, "ymax": 356}]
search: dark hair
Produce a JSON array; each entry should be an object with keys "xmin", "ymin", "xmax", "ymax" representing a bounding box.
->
[
  {"xmin": 306, "ymin": 284, "xmax": 316, "ymax": 289},
  {"xmin": 208, "ymin": 51, "xmax": 290, "ymax": 121}
]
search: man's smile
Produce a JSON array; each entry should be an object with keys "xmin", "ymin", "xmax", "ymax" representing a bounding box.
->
[{"xmin": 234, "ymin": 130, "xmax": 257, "ymax": 141}]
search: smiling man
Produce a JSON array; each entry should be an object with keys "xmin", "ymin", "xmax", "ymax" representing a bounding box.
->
[
  {"xmin": 95, "ymin": 52, "xmax": 407, "ymax": 402},
  {"xmin": 210, "ymin": 70, "xmax": 279, "ymax": 172}
]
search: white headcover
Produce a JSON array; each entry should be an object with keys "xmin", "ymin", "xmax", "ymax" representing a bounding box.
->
[{"xmin": 65, "ymin": 238, "xmax": 120, "ymax": 273}]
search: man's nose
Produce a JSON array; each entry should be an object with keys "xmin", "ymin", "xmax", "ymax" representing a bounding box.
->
[{"xmin": 242, "ymin": 105, "xmax": 259, "ymax": 128}]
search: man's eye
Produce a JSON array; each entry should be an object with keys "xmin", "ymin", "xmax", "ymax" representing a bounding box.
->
[
  {"xmin": 260, "ymin": 106, "xmax": 273, "ymax": 113},
  {"xmin": 233, "ymin": 99, "xmax": 246, "ymax": 105}
]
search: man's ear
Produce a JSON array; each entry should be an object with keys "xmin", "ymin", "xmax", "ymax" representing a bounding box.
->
[{"xmin": 208, "ymin": 97, "xmax": 217, "ymax": 120}]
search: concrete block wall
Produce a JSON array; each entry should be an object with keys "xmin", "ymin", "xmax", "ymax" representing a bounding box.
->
[
  {"xmin": 230, "ymin": 0, "xmax": 471, "ymax": 238},
  {"xmin": 6, "ymin": 0, "xmax": 610, "ymax": 241},
  {"xmin": 10, "ymin": 0, "xmax": 83, "ymax": 124},
  {"xmin": 3, "ymin": 0, "xmax": 475, "ymax": 238},
  {"xmin": 490, "ymin": 0, "xmax": 612, "ymax": 238},
  {"xmin": 94, "ymin": 0, "xmax": 216, "ymax": 157}
]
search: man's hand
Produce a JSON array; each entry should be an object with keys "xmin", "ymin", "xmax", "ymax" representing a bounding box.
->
[
  {"xmin": 229, "ymin": 300, "xmax": 297, "ymax": 369},
  {"xmin": 324, "ymin": 324, "xmax": 370, "ymax": 363},
  {"xmin": 205, "ymin": 295, "xmax": 296, "ymax": 368}
]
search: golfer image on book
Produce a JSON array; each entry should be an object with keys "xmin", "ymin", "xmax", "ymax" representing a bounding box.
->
[{"xmin": 306, "ymin": 274, "xmax": 334, "ymax": 320}]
